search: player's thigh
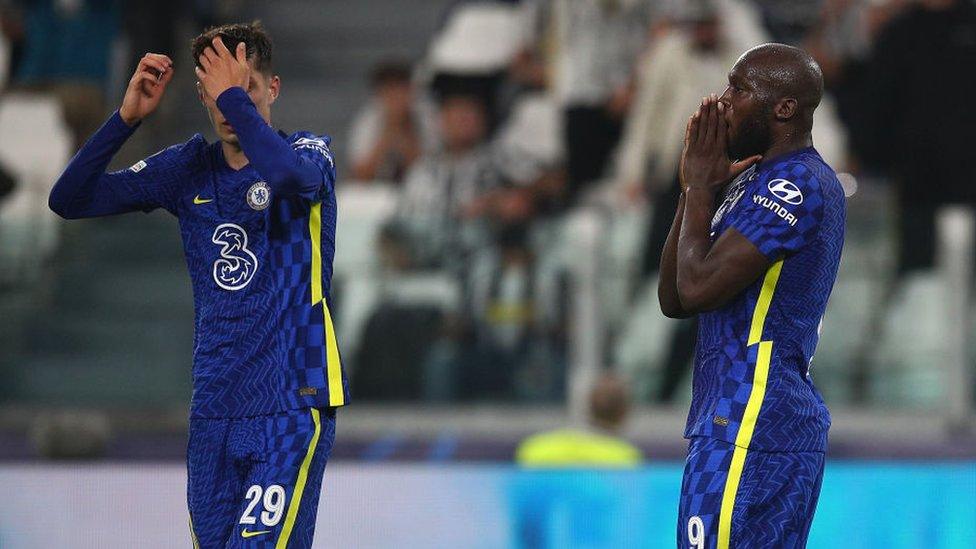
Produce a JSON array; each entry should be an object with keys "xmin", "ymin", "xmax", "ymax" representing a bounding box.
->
[
  {"xmin": 226, "ymin": 408, "xmax": 337, "ymax": 549},
  {"xmin": 733, "ymin": 449, "xmax": 826, "ymax": 549},
  {"xmin": 187, "ymin": 418, "xmax": 241, "ymax": 549},
  {"xmin": 677, "ymin": 437, "xmax": 734, "ymax": 549}
]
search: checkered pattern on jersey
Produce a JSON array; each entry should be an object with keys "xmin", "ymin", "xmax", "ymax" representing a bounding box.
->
[
  {"xmin": 270, "ymin": 185, "xmax": 351, "ymax": 411},
  {"xmin": 685, "ymin": 149, "xmax": 845, "ymax": 453},
  {"xmin": 677, "ymin": 437, "xmax": 825, "ymax": 549},
  {"xmin": 729, "ymin": 158, "xmax": 824, "ymax": 261},
  {"xmin": 188, "ymin": 408, "xmax": 337, "ymax": 549},
  {"xmin": 179, "ymin": 132, "xmax": 349, "ymax": 418}
]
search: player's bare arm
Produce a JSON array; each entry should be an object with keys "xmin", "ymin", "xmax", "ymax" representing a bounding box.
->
[
  {"xmin": 675, "ymin": 95, "xmax": 765, "ymax": 314},
  {"xmin": 119, "ymin": 53, "xmax": 174, "ymax": 126},
  {"xmin": 658, "ymin": 190, "xmax": 689, "ymax": 318}
]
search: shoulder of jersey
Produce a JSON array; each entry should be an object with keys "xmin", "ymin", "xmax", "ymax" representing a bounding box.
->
[
  {"xmin": 288, "ymin": 131, "xmax": 332, "ymax": 147},
  {"xmin": 289, "ymin": 132, "xmax": 335, "ymax": 167}
]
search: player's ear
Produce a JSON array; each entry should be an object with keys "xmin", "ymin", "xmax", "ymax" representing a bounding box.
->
[
  {"xmin": 196, "ymin": 80, "xmax": 206, "ymax": 104},
  {"xmin": 269, "ymin": 75, "xmax": 281, "ymax": 104},
  {"xmin": 774, "ymin": 97, "xmax": 797, "ymax": 122}
]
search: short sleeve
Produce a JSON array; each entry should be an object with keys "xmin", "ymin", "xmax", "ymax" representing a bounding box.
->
[
  {"xmin": 728, "ymin": 162, "xmax": 824, "ymax": 260},
  {"xmin": 290, "ymin": 132, "xmax": 337, "ymax": 199}
]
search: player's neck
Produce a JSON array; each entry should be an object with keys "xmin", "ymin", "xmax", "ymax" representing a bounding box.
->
[
  {"xmin": 221, "ymin": 141, "xmax": 251, "ymax": 170},
  {"xmin": 762, "ymin": 133, "xmax": 813, "ymax": 163}
]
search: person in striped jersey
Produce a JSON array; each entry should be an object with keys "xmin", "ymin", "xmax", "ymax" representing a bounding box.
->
[
  {"xmin": 49, "ymin": 22, "xmax": 348, "ymax": 548},
  {"xmin": 659, "ymin": 43, "xmax": 846, "ymax": 548}
]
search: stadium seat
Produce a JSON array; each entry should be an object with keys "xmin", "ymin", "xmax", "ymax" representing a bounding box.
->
[{"xmin": 0, "ymin": 93, "xmax": 72, "ymax": 285}]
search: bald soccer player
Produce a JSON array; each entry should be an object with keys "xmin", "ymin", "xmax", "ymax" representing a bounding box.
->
[{"xmin": 658, "ymin": 44, "xmax": 846, "ymax": 548}]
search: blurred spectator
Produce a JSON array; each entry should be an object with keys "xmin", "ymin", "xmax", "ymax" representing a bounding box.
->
[
  {"xmin": 0, "ymin": 160, "xmax": 15, "ymax": 203},
  {"xmin": 861, "ymin": 0, "xmax": 976, "ymax": 275},
  {"xmin": 347, "ymin": 61, "xmax": 436, "ymax": 184},
  {"xmin": 516, "ymin": 372, "xmax": 642, "ymax": 466},
  {"xmin": 616, "ymin": 0, "xmax": 766, "ymax": 197},
  {"xmin": 752, "ymin": 0, "xmax": 823, "ymax": 43},
  {"xmin": 426, "ymin": 0, "xmax": 537, "ymax": 129},
  {"xmin": 355, "ymin": 93, "xmax": 502, "ymax": 401},
  {"xmin": 461, "ymin": 192, "xmax": 568, "ymax": 401},
  {"xmin": 804, "ymin": 0, "xmax": 908, "ymax": 164},
  {"xmin": 394, "ymin": 92, "xmax": 503, "ymax": 270},
  {"xmin": 122, "ymin": 1, "xmax": 186, "ymax": 84},
  {"xmin": 615, "ymin": 0, "xmax": 766, "ymax": 402},
  {"xmin": 10, "ymin": 0, "xmax": 120, "ymax": 148},
  {"xmin": 0, "ymin": 2, "xmax": 21, "ymax": 89},
  {"xmin": 550, "ymin": 0, "xmax": 648, "ymax": 204}
]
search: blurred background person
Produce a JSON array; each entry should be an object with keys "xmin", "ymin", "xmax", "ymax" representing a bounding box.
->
[
  {"xmin": 347, "ymin": 60, "xmax": 436, "ymax": 184},
  {"xmin": 550, "ymin": 0, "xmax": 647, "ymax": 205},
  {"xmin": 8, "ymin": 0, "xmax": 119, "ymax": 148},
  {"xmin": 613, "ymin": 0, "xmax": 767, "ymax": 403},
  {"xmin": 860, "ymin": 0, "xmax": 976, "ymax": 276},
  {"xmin": 511, "ymin": 373, "xmax": 643, "ymax": 548},
  {"xmin": 516, "ymin": 372, "xmax": 642, "ymax": 466},
  {"xmin": 394, "ymin": 91, "xmax": 502, "ymax": 270}
]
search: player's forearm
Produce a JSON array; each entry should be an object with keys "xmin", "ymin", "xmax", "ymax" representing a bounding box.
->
[
  {"xmin": 658, "ymin": 192, "xmax": 692, "ymax": 318},
  {"xmin": 676, "ymin": 187, "xmax": 722, "ymax": 312},
  {"xmin": 49, "ymin": 111, "xmax": 139, "ymax": 219},
  {"xmin": 216, "ymin": 87, "xmax": 331, "ymax": 196}
]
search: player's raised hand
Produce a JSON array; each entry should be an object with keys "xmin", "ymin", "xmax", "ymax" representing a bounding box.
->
[
  {"xmin": 680, "ymin": 95, "xmax": 760, "ymax": 194},
  {"xmin": 195, "ymin": 37, "xmax": 251, "ymax": 101},
  {"xmin": 119, "ymin": 53, "xmax": 174, "ymax": 126}
]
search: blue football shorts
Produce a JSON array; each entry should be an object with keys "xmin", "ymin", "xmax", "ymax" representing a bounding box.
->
[
  {"xmin": 677, "ymin": 436, "xmax": 825, "ymax": 549},
  {"xmin": 187, "ymin": 407, "xmax": 336, "ymax": 548}
]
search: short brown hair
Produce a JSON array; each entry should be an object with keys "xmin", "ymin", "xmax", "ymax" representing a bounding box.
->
[{"xmin": 191, "ymin": 21, "xmax": 273, "ymax": 74}]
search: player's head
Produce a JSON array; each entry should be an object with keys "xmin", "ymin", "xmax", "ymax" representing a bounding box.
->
[
  {"xmin": 719, "ymin": 43, "xmax": 823, "ymax": 160},
  {"xmin": 588, "ymin": 373, "xmax": 631, "ymax": 432},
  {"xmin": 192, "ymin": 21, "xmax": 279, "ymax": 146}
]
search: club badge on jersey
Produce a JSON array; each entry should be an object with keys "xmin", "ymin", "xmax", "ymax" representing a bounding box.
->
[{"xmin": 247, "ymin": 181, "xmax": 271, "ymax": 210}]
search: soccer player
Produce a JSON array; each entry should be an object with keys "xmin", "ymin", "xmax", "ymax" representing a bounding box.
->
[
  {"xmin": 48, "ymin": 23, "xmax": 348, "ymax": 548},
  {"xmin": 658, "ymin": 44, "xmax": 845, "ymax": 548}
]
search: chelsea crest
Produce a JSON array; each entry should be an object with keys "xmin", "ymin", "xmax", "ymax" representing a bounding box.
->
[{"xmin": 246, "ymin": 181, "xmax": 271, "ymax": 210}]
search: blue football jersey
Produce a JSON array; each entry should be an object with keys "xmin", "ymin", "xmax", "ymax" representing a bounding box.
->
[
  {"xmin": 685, "ymin": 147, "xmax": 845, "ymax": 452},
  {"xmin": 51, "ymin": 111, "xmax": 350, "ymax": 418}
]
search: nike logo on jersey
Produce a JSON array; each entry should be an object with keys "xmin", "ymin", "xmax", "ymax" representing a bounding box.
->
[
  {"xmin": 193, "ymin": 195, "xmax": 214, "ymax": 205},
  {"xmin": 241, "ymin": 529, "xmax": 271, "ymax": 539}
]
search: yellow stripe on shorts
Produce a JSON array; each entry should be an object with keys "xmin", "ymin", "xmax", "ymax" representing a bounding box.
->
[{"xmin": 276, "ymin": 407, "xmax": 322, "ymax": 549}]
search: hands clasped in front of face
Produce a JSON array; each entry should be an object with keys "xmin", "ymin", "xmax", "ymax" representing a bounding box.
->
[{"xmin": 679, "ymin": 94, "xmax": 761, "ymax": 195}]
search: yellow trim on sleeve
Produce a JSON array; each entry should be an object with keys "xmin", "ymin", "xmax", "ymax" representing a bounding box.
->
[
  {"xmin": 323, "ymin": 302, "xmax": 345, "ymax": 406},
  {"xmin": 308, "ymin": 202, "xmax": 345, "ymax": 406},
  {"xmin": 309, "ymin": 202, "xmax": 323, "ymax": 305},
  {"xmin": 717, "ymin": 259, "xmax": 784, "ymax": 549},
  {"xmin": 275, "ymin": 408, "xmax": 322, "ymax": 549}
]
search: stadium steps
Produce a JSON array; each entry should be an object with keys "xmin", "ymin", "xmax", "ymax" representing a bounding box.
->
[
  {"xmin": 241, "ymin": 0, "xmax": 454, "ymax": 147},
  {"xmin": 6, "ymin": 212, "xmax": 193, "ymax": 406}
]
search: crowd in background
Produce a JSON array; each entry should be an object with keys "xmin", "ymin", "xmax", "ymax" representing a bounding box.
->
[
  {"xmin": 0, "ymin": 0, "xmax": 973, "ymax": 406},
  {"xmin": 344, "ymin": 0, "xmax": 976, "ymax": 403}
]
